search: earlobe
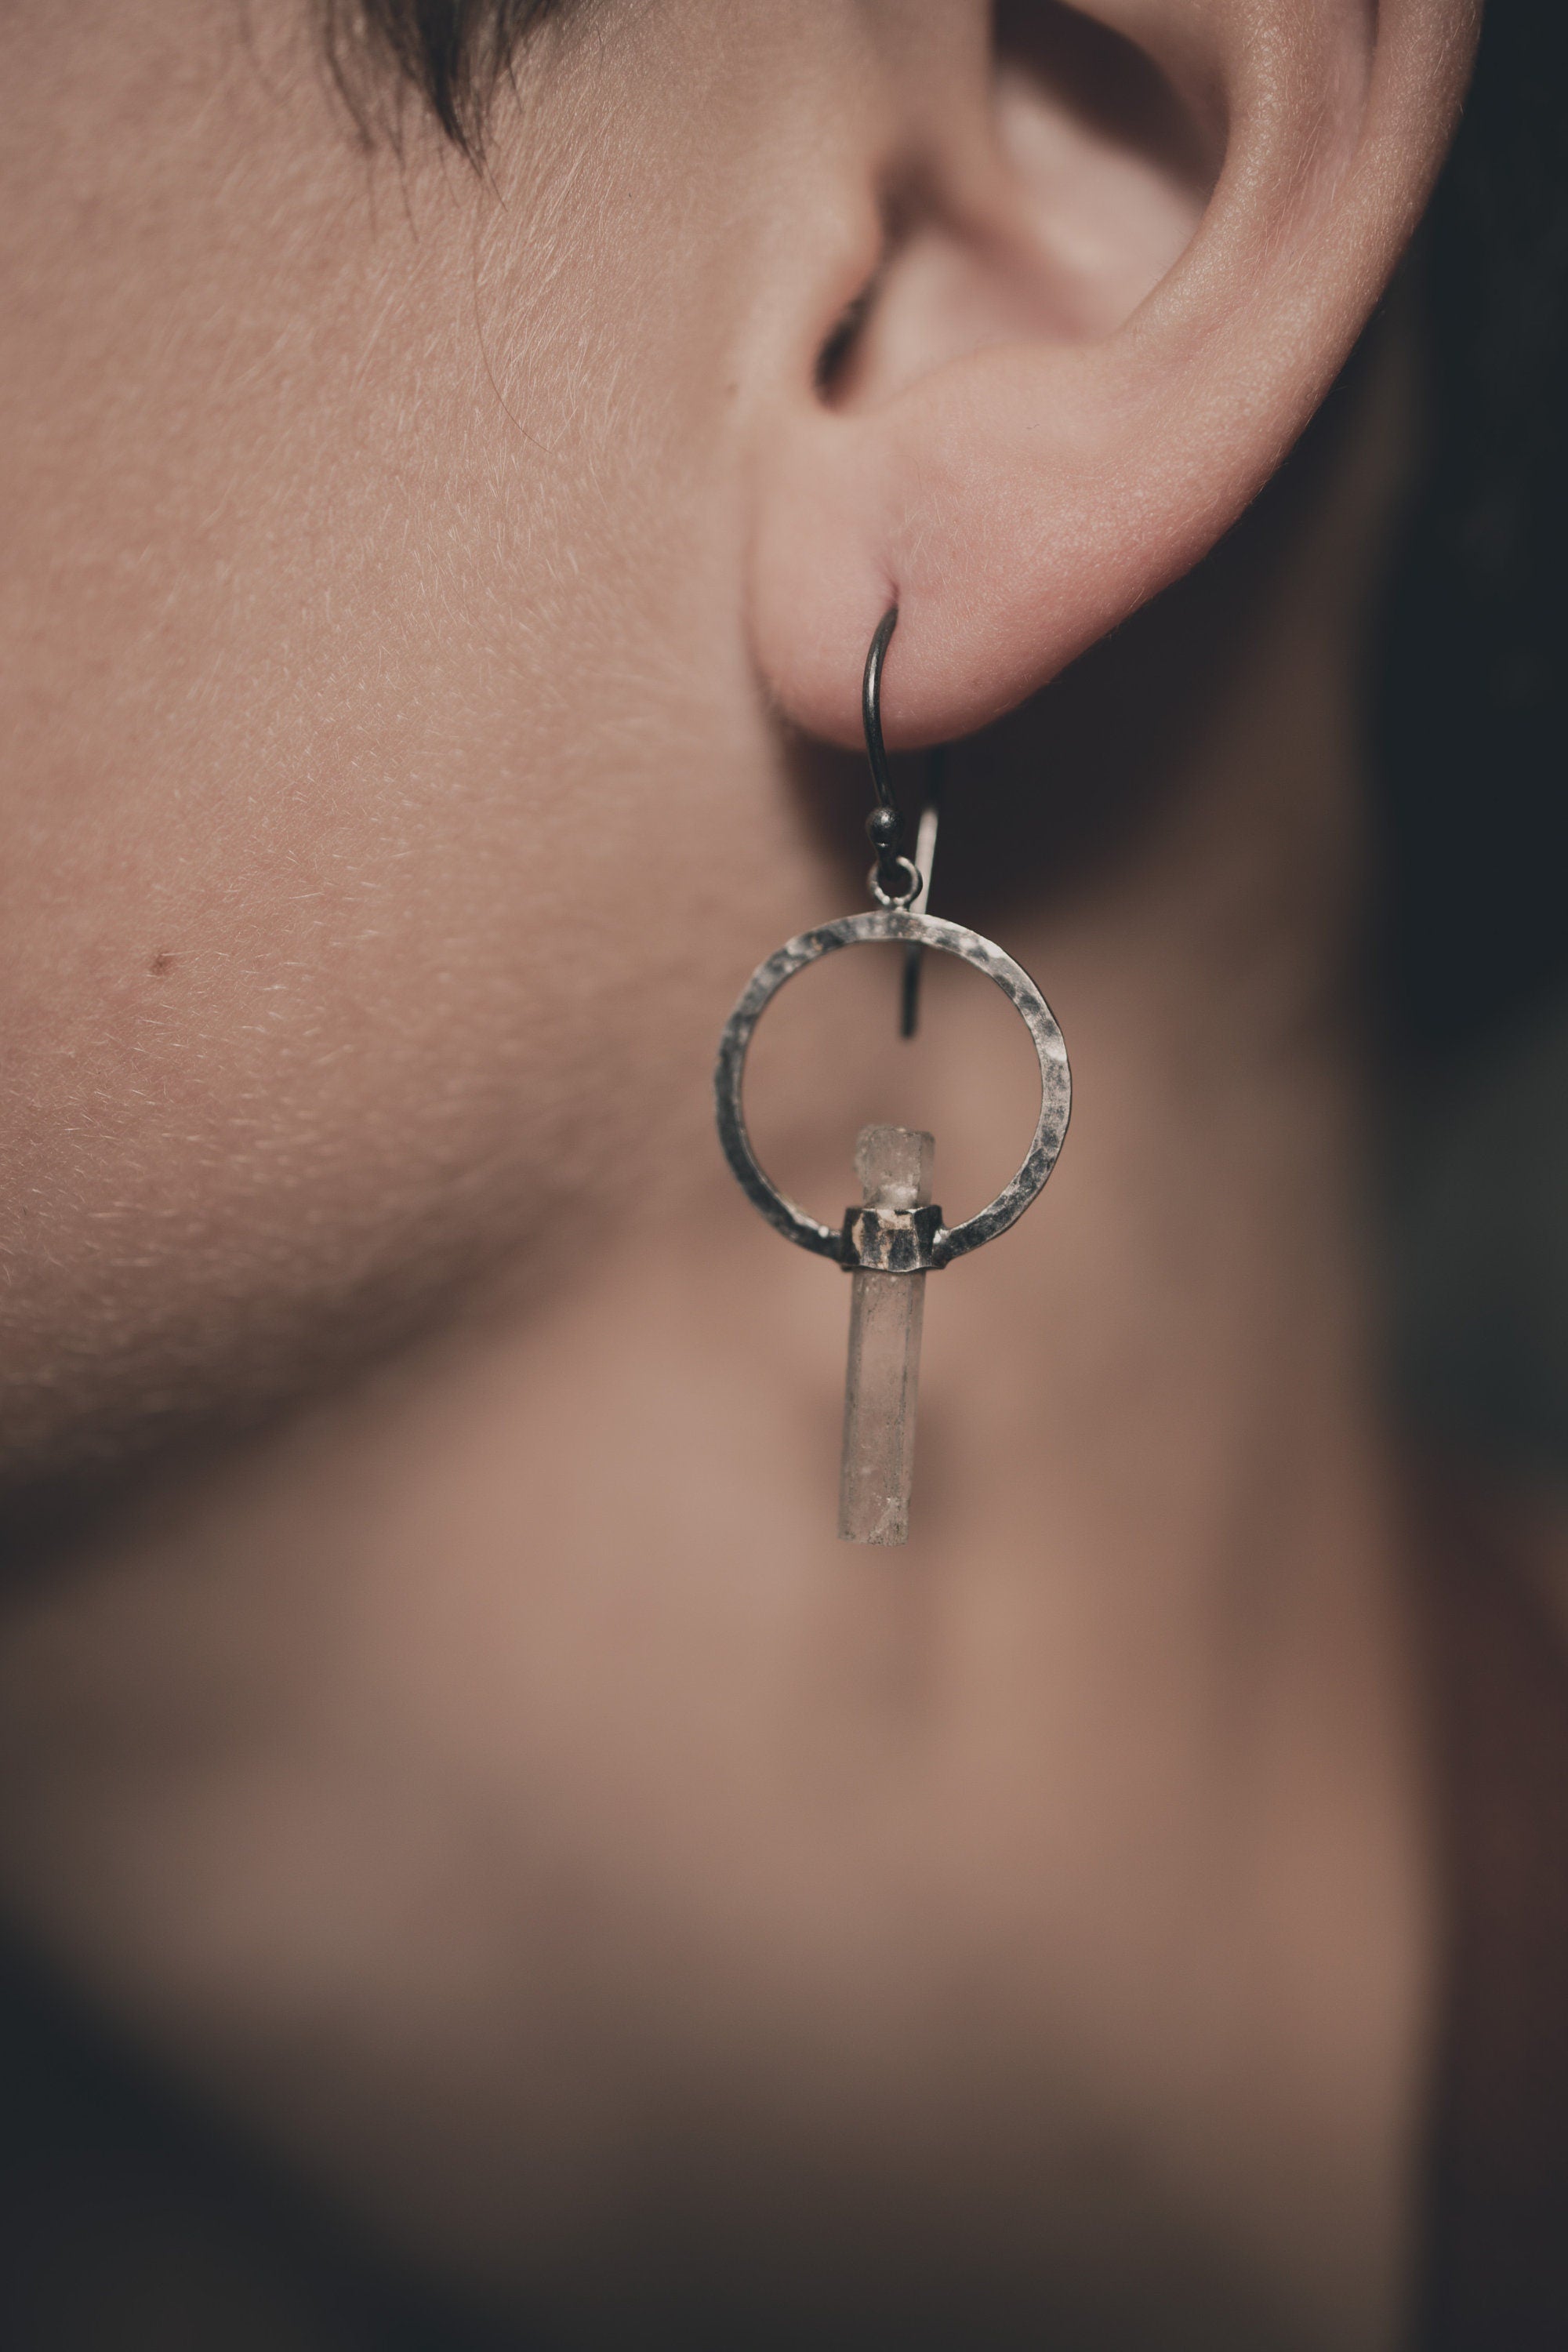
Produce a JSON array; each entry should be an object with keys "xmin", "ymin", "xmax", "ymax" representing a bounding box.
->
[{"xmin": 747, "ymin": 0, "xmax": 1479, "ymax": 753}]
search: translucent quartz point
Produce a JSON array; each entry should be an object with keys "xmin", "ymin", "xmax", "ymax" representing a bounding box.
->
[{"xmin": 838, "ymin": 1124, "xmax": 935, "ymax": 1547}]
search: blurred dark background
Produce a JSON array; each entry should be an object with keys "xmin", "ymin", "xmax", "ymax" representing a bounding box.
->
[
  {"xmin": 3, "ymin": 0, "xmax": 1567, "ymax": 2341},
  {"xmin": 1377, "ymin": 0, "xmax": 1568, "ymax": 1477}
]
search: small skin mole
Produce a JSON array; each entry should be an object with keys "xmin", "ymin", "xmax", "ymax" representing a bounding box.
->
[{"xmin": 148, "ymin": 949, "xmax": 176, "ymax": 978}]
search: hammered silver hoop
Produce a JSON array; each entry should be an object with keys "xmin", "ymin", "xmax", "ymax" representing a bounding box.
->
[{"xmin": 713, "ymin": 908, "xmax": 1070, "ymax": 1266}]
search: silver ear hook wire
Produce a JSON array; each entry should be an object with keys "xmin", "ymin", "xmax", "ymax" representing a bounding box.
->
[
  {"xmin": 862, "ymin": 607, "xmax": 922, "ymax": 913},
  {"xmin": 862, "ymin": 605, "xmax": 898, "ymax": 814},
  {"xmin": 861, "ymin": 605, "xmax": 946, "ymax": 1034},
  {"xmin": 900, "ymin": 746, "xmax": 945, "ymax": 1039}
]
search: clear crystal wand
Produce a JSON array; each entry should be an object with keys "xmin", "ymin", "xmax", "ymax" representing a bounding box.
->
[{"xmin": 838, "ymin": 1123, "xmax": 935, "ymax": 1544}]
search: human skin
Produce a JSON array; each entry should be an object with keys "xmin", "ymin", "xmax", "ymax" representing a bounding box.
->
[{"xmin": 0, "ymin": 2, "xmax": 1482, "ymax": 2344}]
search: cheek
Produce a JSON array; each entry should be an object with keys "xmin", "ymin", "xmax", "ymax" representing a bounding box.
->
[{"xmin": 0, "ymin": 2, "xmax": 785, "ymax": 1494}]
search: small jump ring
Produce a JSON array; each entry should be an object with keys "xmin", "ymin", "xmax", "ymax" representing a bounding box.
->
[{"xmin": 868, "ymin": 855, "xmax": 921, "ymax": 908}]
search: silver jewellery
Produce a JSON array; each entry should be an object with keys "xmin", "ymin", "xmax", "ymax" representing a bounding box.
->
[{"xmin": 714, "ymin": 608, "xmax": 1070, "ymax": 1545}]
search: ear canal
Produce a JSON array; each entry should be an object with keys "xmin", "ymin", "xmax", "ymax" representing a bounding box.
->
[{"xmin": 821, "ymin": 1, "xmax": 1221, "ymax": 413}]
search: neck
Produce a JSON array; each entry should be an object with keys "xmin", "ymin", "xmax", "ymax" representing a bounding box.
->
[{"xmin": 0, "ymin": 338, "xmax": 1435, "ymax": 2346}]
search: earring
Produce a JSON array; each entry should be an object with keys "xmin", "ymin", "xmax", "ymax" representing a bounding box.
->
[{"xmin": 714, "ymin": 608, "xmax": 1070, "ymax": 1546}]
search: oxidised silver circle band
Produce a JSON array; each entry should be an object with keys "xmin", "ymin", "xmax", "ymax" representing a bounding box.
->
[{"xmin": 713, "ymin": 909, "xmax": 1070, "ymax": 1266}]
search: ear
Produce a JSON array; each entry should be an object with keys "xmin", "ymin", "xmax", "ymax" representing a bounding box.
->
[{"xmin": 747, "ymin": 0, "xmax": 1479, "ymax": 750}]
